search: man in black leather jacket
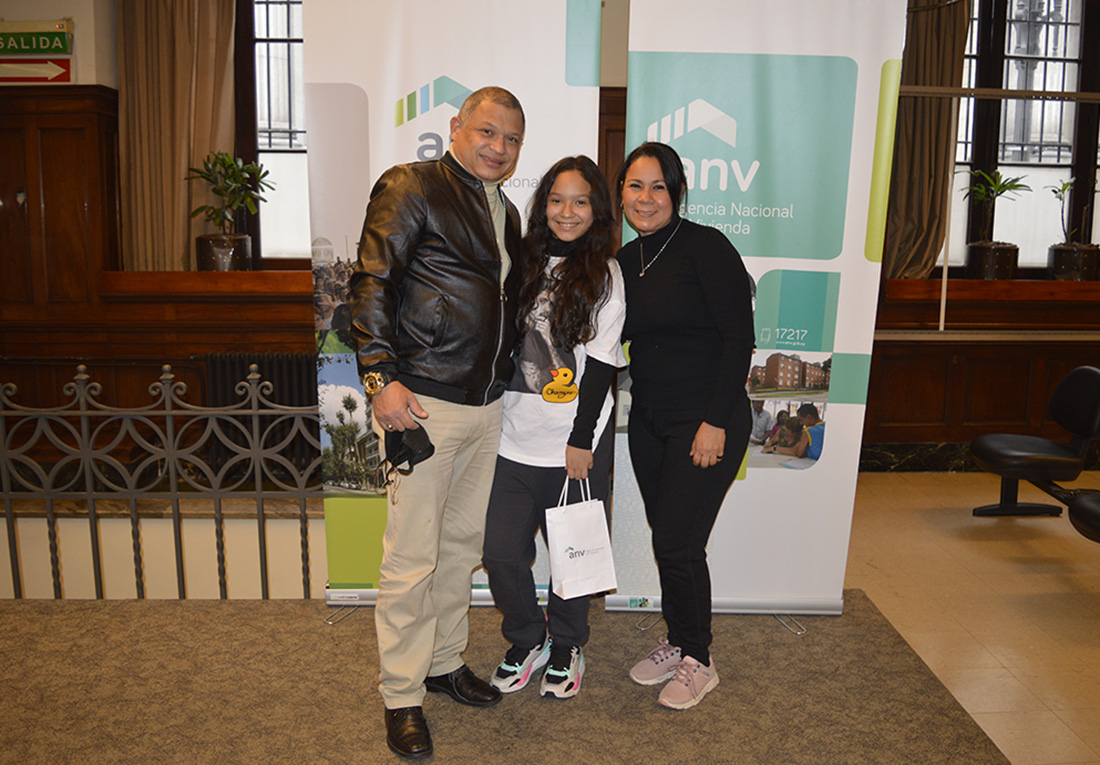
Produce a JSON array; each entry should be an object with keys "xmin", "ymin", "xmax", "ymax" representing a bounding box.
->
[{"xmin": 348, "ymin": 86, "xmax": 525, "ymax": 760}]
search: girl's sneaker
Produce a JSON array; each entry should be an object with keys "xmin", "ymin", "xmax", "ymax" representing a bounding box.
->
[
  {"xmin": 628, "ymin": 635, "xmax": 682, "ymax": 685},
  {"xmin": 657, "ymin": 655, "xmax": 719, "ymax": 710},
  {"xmin": 539, "ymin": 643, "xmax": 584, "ymax": 699},
  {"xmin": 490, "ymin": 638, "xmax": 551, "ymax": 693}
]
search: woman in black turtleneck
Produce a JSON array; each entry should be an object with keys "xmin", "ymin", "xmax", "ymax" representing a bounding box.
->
[{"xmin": 616, "ymin": 142, "xmax": 754, "ymax": 711}]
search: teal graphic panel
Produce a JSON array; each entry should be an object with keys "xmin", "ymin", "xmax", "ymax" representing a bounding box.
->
[
  {"xmin": 565, "ymin": 0, "xmax": 601, "ymax": 86},
  {"xmin": 828, "ymin": 353, "xmax": 872, "ymax": 405},
  {"xmin": 754, "ymin": 270, "xmax": 840, "ymax": 352},
  {"xmin": 626, "ymin": 52, "xmax": 858, "ymax": 259}
]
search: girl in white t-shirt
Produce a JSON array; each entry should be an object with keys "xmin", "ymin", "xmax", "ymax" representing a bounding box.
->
[{"xmin": 482, "ymin": 155, "xmax": 626, "ymax": 700}]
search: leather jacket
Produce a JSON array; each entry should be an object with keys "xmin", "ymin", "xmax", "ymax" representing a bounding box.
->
[{"xmin": 349, "ymin": 152, "xmax": 523, "ymax": 406}]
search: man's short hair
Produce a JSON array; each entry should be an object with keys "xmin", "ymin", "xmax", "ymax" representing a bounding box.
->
[
  {"xmin": 457, "ymin": 86, "xmax": 525, "ymax": 130},
  {"xmin": 797, "ymin": 403, "xmax": 819, "ymax": 419}
]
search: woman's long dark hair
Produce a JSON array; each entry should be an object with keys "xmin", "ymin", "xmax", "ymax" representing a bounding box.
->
[{"xmin": 517, "ymin": 155, "xmax": 615, "ymax": 350}]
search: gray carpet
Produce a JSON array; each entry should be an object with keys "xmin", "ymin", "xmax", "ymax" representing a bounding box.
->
[{"xmin": 0, "ymin": 591, "xmax": 1007, "ymax": 764}]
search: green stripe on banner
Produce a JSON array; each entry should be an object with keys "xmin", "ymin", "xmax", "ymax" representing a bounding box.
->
[
  {"xmin": 323, "ymin": 494, "xmax": 388, "ymax": 589},
  {"xmin": 865, "ymin": 59, "xmax": 902, "ymax": 263},
  {"xmin": 565, "ymin": 0, "xmax": 600, "ymax": 86},
  {"xmin": 828, "ymin": 353, "xmax": 872, "ymax": 405}
]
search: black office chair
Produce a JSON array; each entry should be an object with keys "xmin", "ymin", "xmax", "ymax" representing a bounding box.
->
[{"xmin": 969, "ymin": 365, "xmax": 1100, "ymax": 517}]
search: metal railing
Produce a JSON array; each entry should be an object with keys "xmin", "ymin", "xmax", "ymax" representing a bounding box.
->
[{"xmin": 1, "ymin": 365, "xmax": 322, "ymax": 599}]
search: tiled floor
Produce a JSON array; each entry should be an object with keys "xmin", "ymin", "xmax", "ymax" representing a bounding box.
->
[{"xmin": 847, "ymin": 471, "xmax": 1100, "ymax": 765}]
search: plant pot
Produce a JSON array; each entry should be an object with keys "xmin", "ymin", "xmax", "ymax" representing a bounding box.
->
[
  {"xmin": 195, "ymin": 234, "xmax": 252, "ymax": 271},
  {"xmin": 1047, "ymin": 243, "xmax": 1100, "ymax": 281},
  {"xmin": 965, "ymin": 242, "xmax": 1018, "ymax": 280}
]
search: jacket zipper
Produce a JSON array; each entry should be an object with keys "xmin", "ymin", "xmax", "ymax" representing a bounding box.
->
[{"xmin": 481, "ymin": 182, "xmax": 506, "ymax": 406}]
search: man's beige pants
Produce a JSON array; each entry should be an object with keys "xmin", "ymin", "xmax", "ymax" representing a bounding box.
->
[{"xmin": 373, "ymin": 394, "xmax": 503, "ymax": 709}]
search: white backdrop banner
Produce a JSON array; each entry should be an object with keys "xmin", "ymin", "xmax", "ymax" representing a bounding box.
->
[
  {"xmin": 610, "ymin": 0, "xmax": 907, "ymax": 614},
  {"xmin": 303, "ymin": 0, "xmax": 603, "ymax": 600}
]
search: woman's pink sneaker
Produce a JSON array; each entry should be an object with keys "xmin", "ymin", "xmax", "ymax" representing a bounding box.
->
[
  {"xmin": 628, "ymin": 635, "xmax": 682, "ymax": 685},
  {"xmin": 657, "ymin": 655, "xmax": 719, "ymax": 710}
]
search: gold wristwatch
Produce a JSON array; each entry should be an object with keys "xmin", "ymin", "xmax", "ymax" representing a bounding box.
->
[{"xmin": 362, "ymin": 371, "xmax": 393, "ymax": 399}]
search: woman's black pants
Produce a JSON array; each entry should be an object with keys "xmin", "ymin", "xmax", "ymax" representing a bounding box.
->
[{"xmin": 627, "ymin": 401, "xmax": 751, "ymax": 664}]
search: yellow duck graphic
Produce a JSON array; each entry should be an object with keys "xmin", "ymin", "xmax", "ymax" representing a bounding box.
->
[{"xmin": 542, "ymin": 367, "xmax": 577, "ymax": 403}]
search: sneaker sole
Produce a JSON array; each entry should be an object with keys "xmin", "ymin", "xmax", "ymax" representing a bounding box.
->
[
  {"xmin": 657, "ymin": 673, "xmax": 719, "ymax": 710},
  {"xmin": 629, "ymin": 667, "xmax": 677, "ymax": 686},
  {"xmin": 540, "ymin": 664, "xmax": 584, "ymax": 699}
]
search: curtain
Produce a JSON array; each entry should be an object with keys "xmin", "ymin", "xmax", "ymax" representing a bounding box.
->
[
  {"xmin": 882, "ymin": 0, "xmax": 972, "ymax": 279},
  {"xmin": 117, "ymin": 0, "xmax": 237, "ymax": 271}
]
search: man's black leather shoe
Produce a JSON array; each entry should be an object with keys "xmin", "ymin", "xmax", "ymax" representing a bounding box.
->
[
  {"xmin": 424, "ymin": 664, "xmax": 502, "ymax": 707},
  {"xmin": 384, "ymin": 706, "xmax": 432, "ymax": 759}
]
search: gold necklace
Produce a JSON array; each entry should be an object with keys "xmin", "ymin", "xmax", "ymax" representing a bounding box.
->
[{"xmin": 638, "ymin": 218, "xmax": 683, "ymax": 277}]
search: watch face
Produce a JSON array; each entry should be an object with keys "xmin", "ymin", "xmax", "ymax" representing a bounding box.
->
[{"xmin": 364, "ymin": 372, "xmax": 387, "ymax": 395}]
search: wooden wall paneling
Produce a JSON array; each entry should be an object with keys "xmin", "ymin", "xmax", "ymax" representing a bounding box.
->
[
  {"xmin": 0, "ymin": 123, "xmax": 33, "ymax": 304},
  {"xmin": 960, "ymin": 354, "xmax": 1035, "ymax": 429},
  {"xmin": 38, "ymin": 120, "xmax": 93, "ymax": 304},
  {"xmin": 864, "ymin": 339, "xmax": 1100, "ymax": 443},
  {"xmin": 865, "ymin": 346, "xmax": 953, "ymax": 433},
  {"xmin": 19, "ymin": 115, "xmax": 46, "ymax": 306},
  {"xmin": 99, "ymin": 110, "xmax": 121, "ymax": 272},
  {"xmin": 598, "ymin": 87, "xmax": 626, "ymax": 231},
  {"xmin": 879, "ymin": 278, "xmax": 1100, "ymax": 331}
]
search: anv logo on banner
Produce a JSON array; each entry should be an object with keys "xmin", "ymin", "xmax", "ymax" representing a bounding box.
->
[{"xmin": 628, "ymin": 52, "xmax": 856, "ymax": 258}]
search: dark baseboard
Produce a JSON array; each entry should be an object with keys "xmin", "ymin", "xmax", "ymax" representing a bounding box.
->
[{"xmin": 859, "ymin": 442, "xmax": 1100, "ymax": 473}]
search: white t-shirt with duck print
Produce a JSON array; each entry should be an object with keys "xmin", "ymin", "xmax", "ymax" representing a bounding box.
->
[{"xmin": 499, "ymin": 257, "xmax": 627, "ymax": 468}]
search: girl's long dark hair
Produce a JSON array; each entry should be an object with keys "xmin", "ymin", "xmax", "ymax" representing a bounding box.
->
[{"xmin": 517, "ymin": 155, "xmax": 615, "ymax": 350}]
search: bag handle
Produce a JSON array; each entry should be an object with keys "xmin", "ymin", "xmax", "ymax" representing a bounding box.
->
[{"xmin": 558, "ymin": 477, "xmax": 591, "ymax": 507}]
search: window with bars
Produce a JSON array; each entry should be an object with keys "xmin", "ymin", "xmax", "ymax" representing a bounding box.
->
[
  {"xmin": 255, "ymin": 0, "xmax": 306, "ymax": 152},
  {"xmin": 947, "ymin": 0, "xmax": 1100, "ymax": 268},
  {"xmin": 245, "ymin": 0, "xmax": 311, "ymax": 262},
  {"xmin": 958, "ymin": 0, "xmax": 1081, "ymax": 165}
]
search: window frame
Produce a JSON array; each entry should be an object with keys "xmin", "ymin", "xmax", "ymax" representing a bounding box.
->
[
  {"xmin": 963, "ymin": 0, "xmax": 1100, "ymax": 248},
  {"xmin": 235, "ymin": 0, "xmax": 311, "ymax": 271}
]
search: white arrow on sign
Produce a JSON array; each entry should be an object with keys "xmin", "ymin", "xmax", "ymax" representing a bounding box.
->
[{"xmin": 0, "ymin": 60, "xmax": 67, "ymax": 80}]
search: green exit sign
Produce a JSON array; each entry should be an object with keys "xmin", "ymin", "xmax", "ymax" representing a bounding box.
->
[{"xmin": 0, "ymin": 31, "xmax": 71, "ymax": 55}]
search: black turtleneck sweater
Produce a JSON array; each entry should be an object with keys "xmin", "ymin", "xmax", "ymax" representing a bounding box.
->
[{"xmin": 616, "ymin": 216, "xmax": 754, "ymax": 426}]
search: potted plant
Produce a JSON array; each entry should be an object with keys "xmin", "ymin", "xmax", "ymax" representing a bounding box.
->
[
  {"xmin": 186, "ymin": 152, "xmax": 274, "ymax": 271},
  {"xmin": 1046, "ymin": 177, "xmax": 1099, "ymax": 281},
  {"xmin": 962, "ymin": 169, "xmax": 1030, "ymax": 279}
]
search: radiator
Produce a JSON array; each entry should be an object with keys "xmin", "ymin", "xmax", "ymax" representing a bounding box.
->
[
  {"xmin": 203, "ymin": 352, "xmax": 320, "ymax": 473},
  {"xmin": 204, "ymin": 352, "xmax": 318, "ymax": 407}
]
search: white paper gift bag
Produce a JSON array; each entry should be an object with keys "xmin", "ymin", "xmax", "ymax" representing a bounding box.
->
[{"xmin": 545, "ymin": 478, "xmax": 617, "ymax": 599}]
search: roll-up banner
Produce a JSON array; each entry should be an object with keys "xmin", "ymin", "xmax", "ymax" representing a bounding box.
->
[
  {"xmin": 303, "ymin": 1, "xmax": 603, "ymax": 605},
  {"xmin": 610, "ymin": 0, "xmax": 907, "ymax": 614}
]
